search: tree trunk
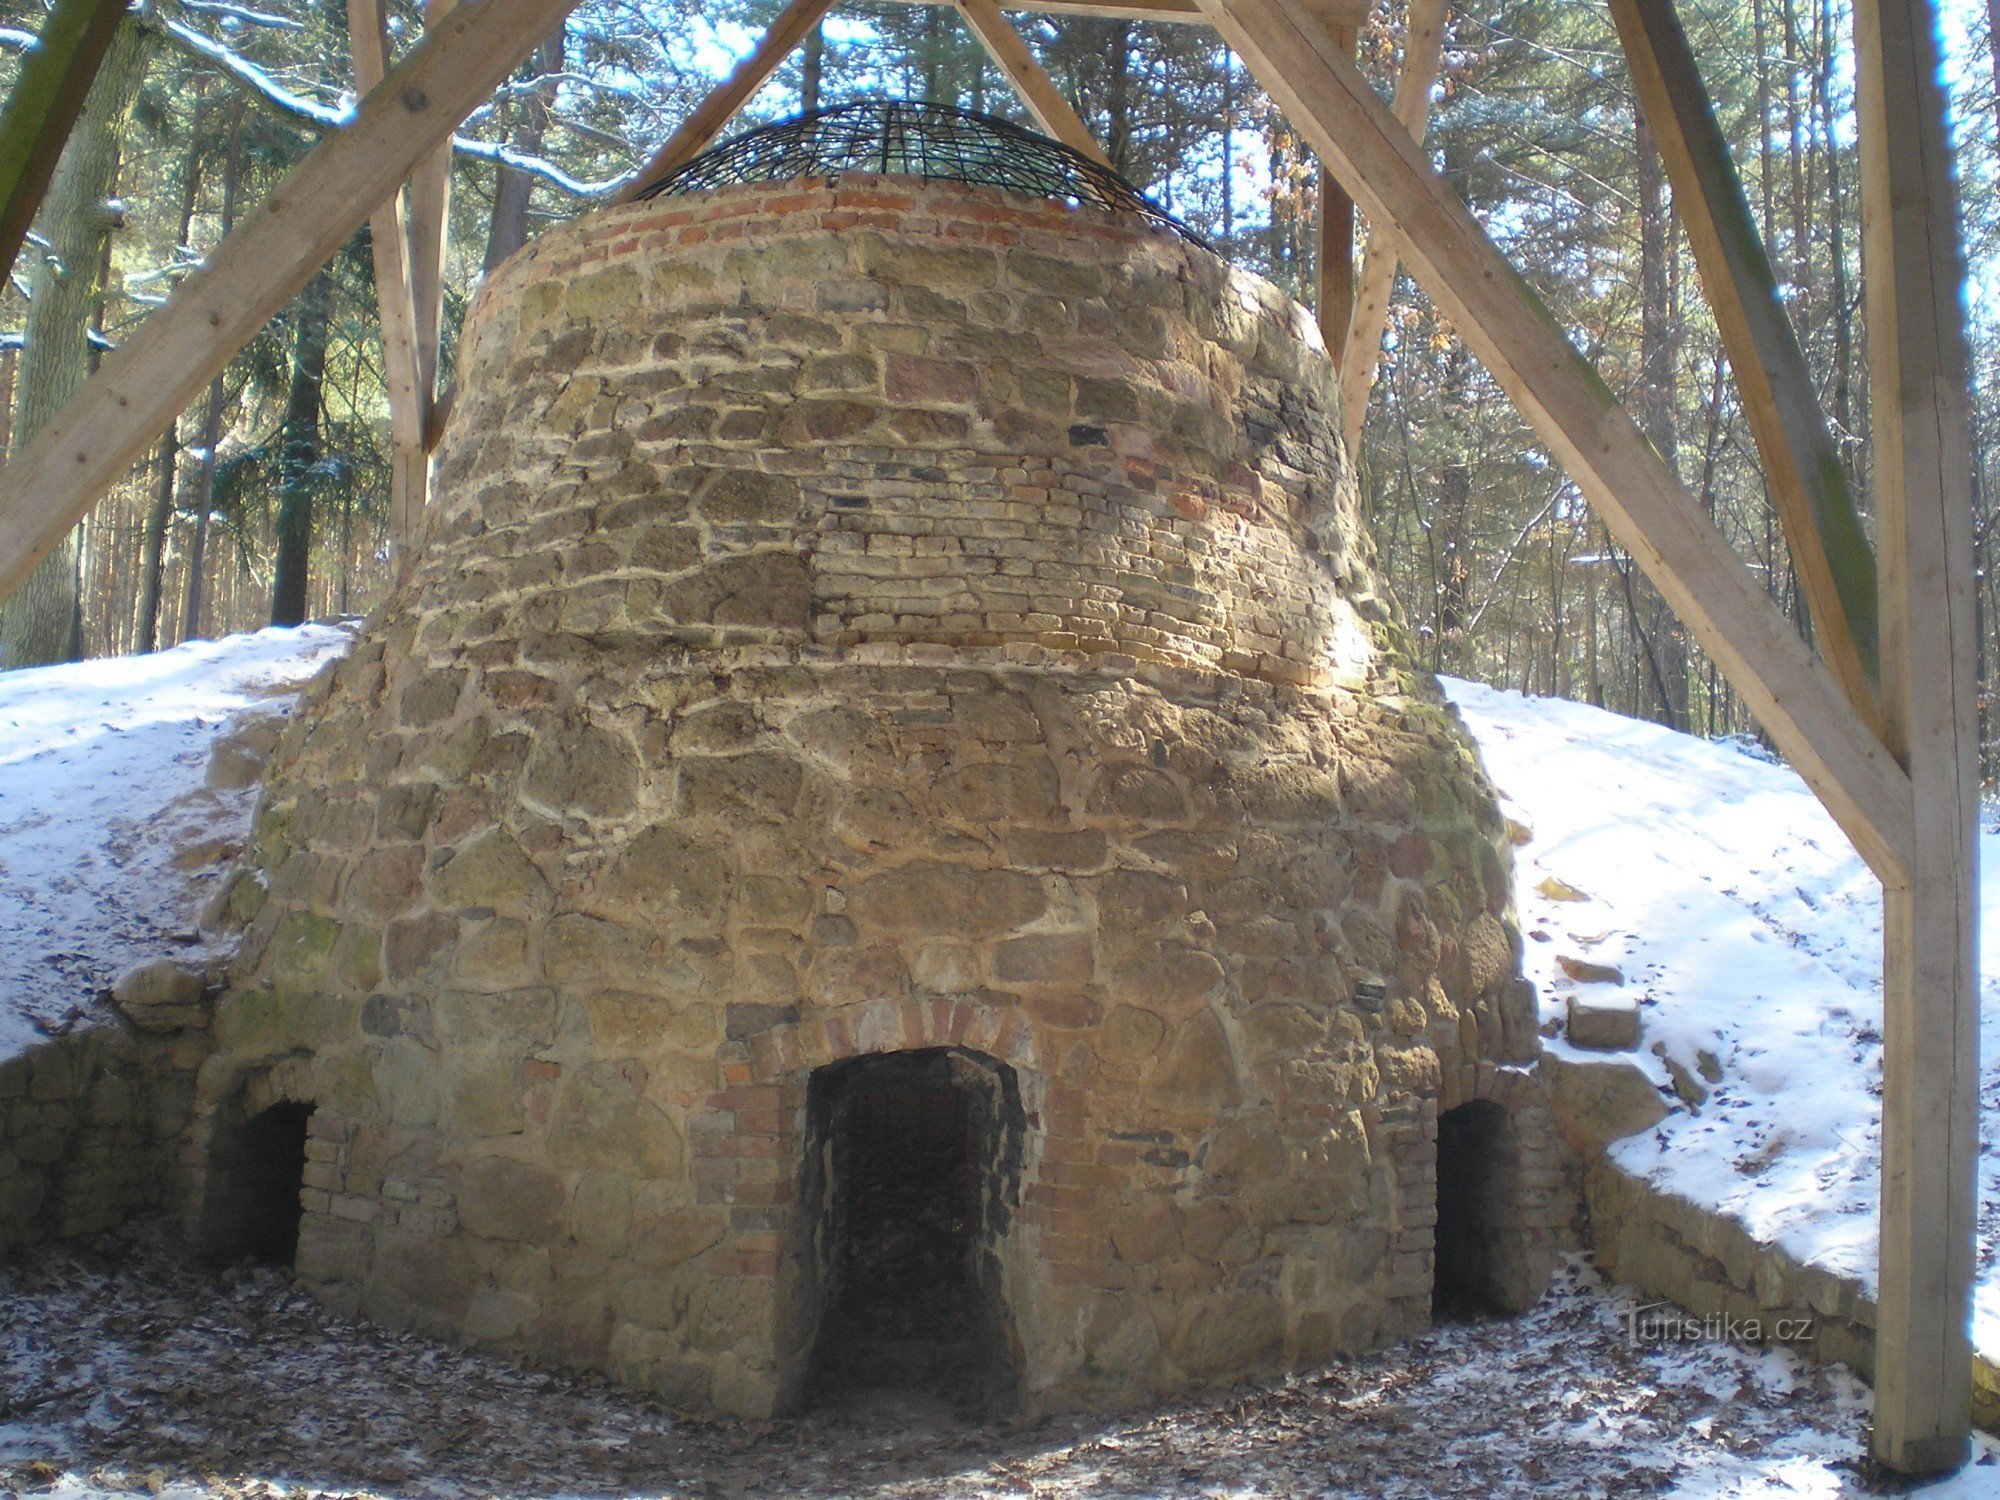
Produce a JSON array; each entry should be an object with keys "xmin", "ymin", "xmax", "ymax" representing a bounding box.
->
[
  {"xmin": 921, "ymin": 7, "xmax": 941, "ymax": 100},
  {"xmin": 135, "ymin": 431, "xmax": 179, "ymax": 652},
  {"xmin": 1221, "ymin": 54, "xmax": 1235, "ymax": 252},
  {"xmin": 1433, "ymin": 345, "xmax": 1472, "ymax": 662},
  {"xmin": 482, "ymin": 30, "xmax": 563, "ymax": 273},
  {"xmin": 1988, "ymin": 0, "xmax": 2000, "ymax": 143},
  {"xmin": 1779, "ymin": 0, "xmax": 1810, "ymax": 293},
  {"xmin": 1104, "ymin": 23, "xmax": 1131, "ymax": 172},
  {"xmin": 801, "ymin": 22, "xmax": 823, "ymax": 112},
  {"xmin": 270, "ymin": 268, "xmax": 335, "ymax": 627},
  {"xmin": 1584, "ymin": 530, "xmax": 1602, "ymax": 706},
  {"xmin": 0, "ymin": 346, "xmax": 15, "ymax": 456},
  {"xmin": 1815, "ymin": 0, "xmax": 1854, "ymax": 450},
  {"xmin": 1, "ymin": 18, "xmax": 149, "ymax": 669},
  {"xmin": 1633, "ymin": 98, "xmax": 1688, "ymax": 730},
  {"xmin": 1753, "ymin": 0, "xmax": 1776, "ymax": 241},
  {"xmin": 136, "ymin": 121, "xmax": 206, "ymax": 654},
  {"xmin": 181, "ymin": 103, "xmax": 245, "ymax": 645}
]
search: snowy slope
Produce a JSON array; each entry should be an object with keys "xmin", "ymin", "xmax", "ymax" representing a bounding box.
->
[
  {"xmin": 1444, "ymin": 677, "xmax": 2000, "ymax": 1360},
  {"xmin": 0, "ymin": 625, "xmax": 355, "ymax": 1060}
]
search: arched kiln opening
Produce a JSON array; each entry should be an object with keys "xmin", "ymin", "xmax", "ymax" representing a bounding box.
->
[
  {"xmin": 1432, "ymin": 1099, "xmax": 1529, "ymax": 1319},
  {"xmin": 799, "ymin": 1048, "xmax": 1024, "ymax": 1409},
  {"xmin": 197, "ymin": 1099, "xmax": 315, "ymax": 1267}
]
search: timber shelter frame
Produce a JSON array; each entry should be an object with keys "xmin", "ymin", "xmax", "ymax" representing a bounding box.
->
[{"xmin": 0, "ymin": 0, "xmax": 1976, "ymax": 1475}]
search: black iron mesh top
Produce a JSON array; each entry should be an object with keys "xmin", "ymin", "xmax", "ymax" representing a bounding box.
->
[{"xmin": 633, "ymin": 100, "xmax": 1207, "ymax": 249}]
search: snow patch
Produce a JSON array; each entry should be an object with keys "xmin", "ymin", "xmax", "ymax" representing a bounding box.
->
[
  {"xmin": 1444, "ymin": 677, "xmax": 2000, "ymax": 1364},
  {"xmin": 0, "ymin": 624, "xmax": 355, "ymax": 1060}
]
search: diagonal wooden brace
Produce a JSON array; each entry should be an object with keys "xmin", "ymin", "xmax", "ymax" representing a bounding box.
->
[
  {"xmin": 1609, "ymin": 0, "xmax": 1882, "ymax": 729},
  {"xmin": 1338, "ymin": 0, "xmax": 1445, "ymax": 453},
  {"xmin": 956, "ymin": 0, "xmax": 1113, "ymax": 169},
  {"xmin": 612, "ymin": 0, "xmax": 837, "ymax": 202},
  {"xmin": 1198, "ymin": 0, "xmax": 1912, "ymax": 881},
  {"xmin": 0, "ymin": 0, "xmax": 127, "ymax": 291},
  {"xmin": 0, "ymin": 0, "xmax": 591, "ymax": 609}
]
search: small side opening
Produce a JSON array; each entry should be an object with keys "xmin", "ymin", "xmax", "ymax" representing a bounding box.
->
[
  {"xmin": 797, "ymin": 1048, "xmax": 1022, "ymax": 1411},
  {"xmin": 198, "ymin": 1100, "xmax": 315, "ymax": 1266},
  {"xmin": 1432, "ymin": 1099, "xmax": 1521, "ymax": 1319}
]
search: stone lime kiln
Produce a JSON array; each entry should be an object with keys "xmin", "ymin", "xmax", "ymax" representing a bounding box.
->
[{"xmin": 193, "ymin": 105, "xmax": 1565, "ymax": 1415}]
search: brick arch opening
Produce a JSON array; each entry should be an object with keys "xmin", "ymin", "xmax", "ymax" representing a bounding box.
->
[
  {"xmin": 795, "ymin": 1047, "xmax": 1025, "ymax": 1409},
  {"xmin": 195, "ymin": 1098, "xmax": 316, "ymax": 1266}
]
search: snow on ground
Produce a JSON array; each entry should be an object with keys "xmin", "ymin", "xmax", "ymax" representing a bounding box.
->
[
  {"xmin": 1443, "ymin": 678, "xmax": 2000, "ymax": 1359},
  {"xmin": 8, "ymin": 1220, "xmax": 2000, "ymax": 1499},
  {"xmin": 0, "ymin": 625, "xmax": 355, "ymax": 1060}
]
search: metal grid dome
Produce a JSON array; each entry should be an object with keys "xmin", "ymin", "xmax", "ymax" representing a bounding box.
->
[{"xmin": 633, "ymin": 100, "xmax": 1208, "ymax": 250}]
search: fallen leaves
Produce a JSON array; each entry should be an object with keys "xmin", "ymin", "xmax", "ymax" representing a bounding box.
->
[{"xmin": 0, "ymin": 1220, "xmax": 1895, "ymax": 1500}]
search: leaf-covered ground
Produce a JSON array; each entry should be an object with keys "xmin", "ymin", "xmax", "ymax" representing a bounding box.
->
[{"xmin": 7, "ymin": 1219, "xmax": 1999, "ymax": 1499}]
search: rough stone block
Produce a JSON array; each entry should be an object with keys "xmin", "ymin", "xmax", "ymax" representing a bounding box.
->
[
  {"xmin": 1567, "ymin": 992, "xmax": 1641, "ymax": 1051},
  {"xmin": 111, "ymin": 958, "xmax": 210, "ymax": 1033}
]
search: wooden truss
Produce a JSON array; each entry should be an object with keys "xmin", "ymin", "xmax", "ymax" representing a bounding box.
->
[
  {"xmin": 0, "ymin": 0, "xmax": 1974, "ymax": 1473},
  {"xmin": 0, "ymin": 0, "xmax": 127, "ymax": 292},
  {"xmin": 348, "ymin": 0, "xmax": 457, "ymax": 549}
]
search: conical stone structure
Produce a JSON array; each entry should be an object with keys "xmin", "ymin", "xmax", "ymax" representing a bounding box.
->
[{"xmin": 192, "ymin": 171, "xmax": 1565, "ymax": 1415}]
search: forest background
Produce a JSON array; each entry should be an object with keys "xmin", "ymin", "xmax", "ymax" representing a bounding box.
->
[{"xmin": 0, "ymin": 0, "xmax": 1992, "ymax": 771}]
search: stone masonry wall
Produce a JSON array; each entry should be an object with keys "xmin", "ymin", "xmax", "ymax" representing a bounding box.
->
[
  {"xmin": 421, "ymin": 177, "xmax": 1389, "ymax": 689},
  {"xmin": 1548, "ymin": 1052, "xmax": 2000, "ymax": 1434},
  {"xmin": 0, "ymin": 1021, "xmax": 206, "ymax": 1256},
  {"xmin": 198, "ymin": 178, "xmax": 1564, "ymax": 1414}
]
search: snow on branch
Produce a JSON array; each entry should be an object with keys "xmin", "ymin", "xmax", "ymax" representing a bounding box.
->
[
  {"xmin": 159, "ymin": 17, "xmax": 643, "ymax": 199},
  {"xmin": 178, "ymin": 0, "xmax": 306, "ymax": 30},
  {"xmin": 159, "ymin": 16, "xmax": 350, "ymax": 128},
  {"xmin": 449, "ymin": 136, "xmax": 633, "ymax": 198}
]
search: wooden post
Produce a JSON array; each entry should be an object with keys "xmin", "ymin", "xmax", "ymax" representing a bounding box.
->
[
  {"xmin": 397, "ymin": 0, "xmax": 459, "ymax": 550},
  {"xmin": 0, "ymin": 0, "xmax": 590, "ymax": 610},
  {"xmin": 0, "ymin": 0, "xmax": 126, "ymax": 289},
  {"xmin": 1856, "ymin": 0, "xmax": 1979, "ymax": 1473},
  {"xmin": 1314, "ymin": 24, "xmax": 1355, "ymax": 359},
  {"xmin": 348, "ymin": 0, "xmax": 429, "ymax": 556},
  {"xmin": 1609, "ymin": 0, "xmax": 1881, "ymax": 729},
  {"xmin": 956, "ymin": 0, "xmax": 1114, "ymax": 169},
  {"xmin": 612, "ymin": 0, "xmax": 839, "ymax": 202},
  {"xmin": 1198, "ymin": 0, "xmax": 1912, "ymax": 882},
  {"xmin": 1339, "ymin": 0, "xmax": 1444, "ymax": 453},
  {"xmin": 409, "ymin": 0, "xmax": 458, "ymax": 406}
]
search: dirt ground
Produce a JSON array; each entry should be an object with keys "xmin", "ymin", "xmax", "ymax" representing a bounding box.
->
[{"xmin": 3, "ymin": 1218, "xmax": 1995, "ymax": 1499}]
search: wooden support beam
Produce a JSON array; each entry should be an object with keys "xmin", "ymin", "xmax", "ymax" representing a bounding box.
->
[
  {"xmin": 1314, "ymin": 23, "xmax": 1355, "ymax": 358},
  {"xmin": 1856, "ymin": 0, "xmax": 1979, "ymax": 1474},
  {"xmin": 1609, "ymin": 0, "xmax": 1882, "ymax": 729},
  {"xmin": 409, "ymin": 0, "xmax": 459, "ymax": 405},
  {"xmin": 424, "ymin": 381, "xmax": 457, "ymax": 451},
  {"xmin": 1339, "ymin": 0, "xmax": 1444, "ymax": 452},
  {"xmin": 0, "ymin": 0, "xmax": 127, "ymax": 291},
  {"xmin": 955, "ymin": 0, "xmax": 1113, "ymax": 169},
  {"xmin": 1199, "ymin": 0, "xmax": 1912, "ymax": 881},
  {"xmin": 611, "ymin": 0, "xmax": 837, "ymax": 203},
  {"xmin": 1317, "ymin": 160, "xmax": 1352, "ymax": 363},
  {"xmin": 0, "ymin": 0, "xmax": 588, "ymax": 609},
  {"xmin": 347, "ymin": 0, "xmax": 429, "ymax": 552}
]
